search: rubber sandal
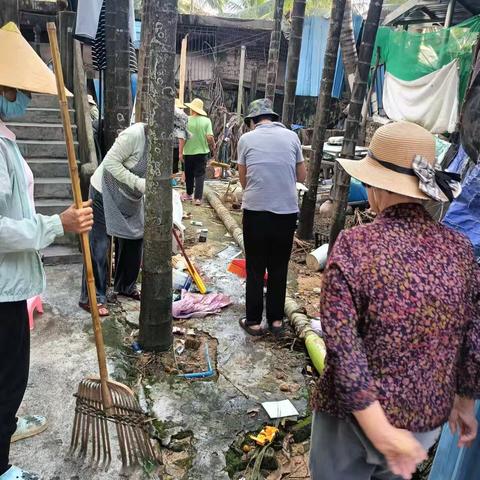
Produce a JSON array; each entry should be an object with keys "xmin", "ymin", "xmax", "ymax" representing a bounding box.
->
[
  {"xmin": 239, "ymin": 317, "xmax": 264, "ymax": 337},
  {"xmin": 195, "ymin": 199, "xmax": 202, "ymax": 206},
  {"xmin": 0, "ymin": 466, "xmax": 39, "ymax": 480},
  {"xmin": 78, "ymin": 302, "xmax": 109, "ymax": 317},
  {"xmin": 11, "ymin": 415, "xmax": 47, "ymax": 443},
  {"xmin": 268, "ymin": 321, "xmax": 285, "ymax": 337},
  {"xmin": 120, "ymin": 290, "xmax": 141, "ymax": 301}
]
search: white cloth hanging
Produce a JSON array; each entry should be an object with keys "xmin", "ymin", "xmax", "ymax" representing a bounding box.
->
[
  {"xmin": 75, "ymin": 0, "xmax": 136, "ymax": 44},
  {"xmin": 383, "ymin": 60, "xmax": 459, "ymax": 134},
  {"xmin": 75, "ymin": 0, "xmax": 103, "ymax": 42}
]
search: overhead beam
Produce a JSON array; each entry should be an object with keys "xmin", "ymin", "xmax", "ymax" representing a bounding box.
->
[
  {"xmin": 421, "ymin": 6, "xmax": 440, "ymax": 21},
  {"xmin": 457, "ymin": 0, "xmax": 475, "ymax": 15},
  {"xmin": 383, "ymin": 0, "xmax": 432, "ymax": 25}
]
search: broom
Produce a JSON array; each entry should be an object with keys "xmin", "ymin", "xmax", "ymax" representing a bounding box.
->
[{"xmin": 47, "ymin": 23, "xmax": 156, "ymax": 470}]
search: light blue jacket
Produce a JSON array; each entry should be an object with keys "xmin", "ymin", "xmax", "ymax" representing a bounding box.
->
[{"xmin": 0, "ymin": 92, "xmax": 64, "ymax": 302}]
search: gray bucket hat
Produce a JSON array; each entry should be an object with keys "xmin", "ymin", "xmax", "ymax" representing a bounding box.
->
[{"xmin": 244, "ymin": 98, "xmax": 280, "ymax": 124}]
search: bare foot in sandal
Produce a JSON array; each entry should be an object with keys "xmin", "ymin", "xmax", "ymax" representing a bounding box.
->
[
  {"xmin": 239, "ymin": 317, "xmax": 264, "ymax": 337},
  {"xmin": 78, "ymin": 302, "xmax": 109, "ymax": 317}
]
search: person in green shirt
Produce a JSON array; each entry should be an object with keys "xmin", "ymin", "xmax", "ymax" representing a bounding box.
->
[{"xmin": 182, "ymin": 98, "xmax": 215, "ymax": 205}]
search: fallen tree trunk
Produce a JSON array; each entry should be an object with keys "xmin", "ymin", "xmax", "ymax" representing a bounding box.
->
[{"xmin": 203, "ymin": 186, "xmax": 326, "ymax": 373}]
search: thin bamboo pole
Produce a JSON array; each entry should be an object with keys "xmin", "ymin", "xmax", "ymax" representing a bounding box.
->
[
  {"xmin": 237, "ymin": 46, "xmax": 246, "ymax": 115},
  {"xmin": 47, "ymin": 23, "xmax": 113, "ymax": 409},
  {"xmin": 179, "ymin": 35, "xmax": 188, "ymax": 104}
]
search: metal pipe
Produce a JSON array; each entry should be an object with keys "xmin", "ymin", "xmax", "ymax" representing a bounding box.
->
[{"xmin": 445, "ymin": 0, "xmax": 456, "ymax": 27}]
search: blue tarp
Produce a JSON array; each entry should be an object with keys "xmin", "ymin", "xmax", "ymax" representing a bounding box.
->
[
  {"xmin": 429, "ymin": 402, "xmax": 480, "ymax": 480},
  {"xmin": 443, "ymin": 155, "xmax": 480, "ymax": 258},
  {"xmin": 296, "ymin": 14, "xmax": 363, "ymax": 98}
]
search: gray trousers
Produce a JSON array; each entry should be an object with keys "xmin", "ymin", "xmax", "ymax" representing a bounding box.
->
[
  {"xmin": 310, "ymin": 411, "xmax": 440, "ymax": 479},
  {"xmin": 309, "ymin": 412, "xmax": 402, "ymax": 480}
]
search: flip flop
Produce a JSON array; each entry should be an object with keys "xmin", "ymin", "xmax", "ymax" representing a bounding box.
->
[
  {"xmin": 78, "ymin": 302, "xmax": 109, "ymax": 317},
  {"xmin": 268, "ymin": 321, "xmax": 285, "ymax": 337},
  {"xmin": 239, "ymin": 317, "xmax": 264, "ymax": 337},
  {"xmin": 120, "ymin": 290, "xmax": 141, "ymax": 301}
]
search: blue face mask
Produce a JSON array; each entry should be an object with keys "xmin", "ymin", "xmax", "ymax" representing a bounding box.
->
[{"xmin": 0, "ymin": 90, "xmax": 30, "ymax": 120}]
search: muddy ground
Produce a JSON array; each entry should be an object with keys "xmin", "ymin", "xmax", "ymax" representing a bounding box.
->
[{"xmin": 11, "ymin": 182, "xmax": 315, "ymax": 479}]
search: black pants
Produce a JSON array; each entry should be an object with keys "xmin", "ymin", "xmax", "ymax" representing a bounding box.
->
[
  {"xmin": 114, "ymin": 237, "xmax": 143, "ymax": 295},
  {"xmin": 80, "ymin": 187, "xmax": 143, "ymax": 304},
  {"xmin": 184, "ymin": 154, "xmax": 208, "ymax": 200},
  {"xmin": 0, "ymin": 301, "xmax": 29, "ymax": 475},
  {"xmin": 173, "ymin": 146, "xmax": 180, "ymax": 174},
  {"xmin": 243, "ymin": 210, "xmax": 297, "ymax": 326}
]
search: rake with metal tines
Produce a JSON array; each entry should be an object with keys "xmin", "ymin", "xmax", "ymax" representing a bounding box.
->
[{"xmin": 47, "ymin": 23, "xmax": 157, "ymax": 471}]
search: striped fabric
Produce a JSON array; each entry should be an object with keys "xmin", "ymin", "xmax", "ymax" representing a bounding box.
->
[{"xmin": 92, "ymin": 0, "xmax": 138, "ymax": 73}]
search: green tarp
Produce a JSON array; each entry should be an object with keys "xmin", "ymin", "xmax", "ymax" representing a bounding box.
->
[{"xmin": 374, "ymin": 15, "xmax": 480, "ymax": 100}]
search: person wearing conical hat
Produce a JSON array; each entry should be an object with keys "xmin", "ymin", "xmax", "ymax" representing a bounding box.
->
[
  {"xmin": 182, "ymin": 98, "xmax": 215, "ymax": 205},
  {"xmin": 0, "ymin": 24, "xmax": 94, "ymax": 480},
  {"xmin": 309, "ymin": 122, "xmax": 479, "ymax": 480}
]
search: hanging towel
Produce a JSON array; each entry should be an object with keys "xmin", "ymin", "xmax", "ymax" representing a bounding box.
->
[
  {"xmin": 74, "ymin": 0, "xmax": 103, "ymax": 43},
  {"xmin": 91, "ymin": 0, "xmax": 138, "ymax": 72},
  {"xmin": 383, "ymin": 60, "xmax": 459, "ymax": 134}
]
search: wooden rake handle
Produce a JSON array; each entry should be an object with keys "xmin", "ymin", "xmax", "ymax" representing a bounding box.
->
[{"xmin": 47, "ymin": 23, "xmax": 113, "ymax": 410}]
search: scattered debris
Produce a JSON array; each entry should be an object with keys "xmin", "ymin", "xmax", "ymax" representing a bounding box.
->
[
  {"xmin": 262, "ymin": 400, "xmax": 299, "ymax": 419},
  {"xmin": 250, "ymin": 426, "xmax": 279, "ymax": 446}
]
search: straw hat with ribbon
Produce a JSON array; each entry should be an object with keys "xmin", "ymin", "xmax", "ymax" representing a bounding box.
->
[
  {"xmin": 337, "ymin": 121, "xmax": 461, "ymax": 203},
  {"xmin": 185, "ymin": 98, "xmax": 207, "ymax": 116},
  {"xmin": 0, "ymin": 22, "xmax": 71, "ymax": 96}
]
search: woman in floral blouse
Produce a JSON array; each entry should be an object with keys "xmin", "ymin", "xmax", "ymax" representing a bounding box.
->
[{"xmin": 310, "ymin": 121, "xmax": 479, "ymax": 480}]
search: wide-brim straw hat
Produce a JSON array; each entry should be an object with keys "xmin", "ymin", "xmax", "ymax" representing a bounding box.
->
[
  {"xmin": 337, "ymin": 121, "xmax": 436, "ymax": 200},
  {"xmin": 185, "ymin": 98, "xmax": 207, "ymax": 116},
  {"xmin": 175, "ymin": 98, "xmax": 186, "ymax": 109},
  {"xmin": 0, "ymin": 22, "xmax": 72, "ymax": 96}
]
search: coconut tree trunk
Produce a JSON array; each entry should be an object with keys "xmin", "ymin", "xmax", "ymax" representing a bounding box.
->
[
  {"xmin": 135, "ymin": 0, "xmax": 153, "ymax": 123},
  {"xmin": 329, "ymin": 0, "xmax": 384, "ymax": 249},
  {"xmin": 104, "ymin": 0, "xmax": 132, "ymax": 151},
  {"xmin": 281, "ymin": 0, "xmax": 306, "ymax": 128},
  {"xmin": 265, "ymin": 0, "xmax": 285, "ymax": 104},
  {"xmin": 139, "ymin": 0, "xmax": 178, "ymax": 351},
  {"xmin": 297, "ymin": 0, "xmax": 347, "ymax": 240},
  {"xmin": 340, "ymin": 0, "xmax": 358, "ymax": 91}
]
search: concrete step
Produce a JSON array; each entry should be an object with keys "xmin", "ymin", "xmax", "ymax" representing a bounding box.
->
[
  {"xmin": 34, "ymin": 177, "xmax": 72, "ymax": 199},
  {"xmin": 35, "ymin": 198, "xmax": 71, "ymax": 216},
  {"xmin": 41, "ymin": 245, "xmax": 82, "ymax": 266},
  {"xmin": 17, "ymin": 140, "xmax": 78, "ymax": 158},
  {"xmin": 27, "ymin": 159, "xmax": 71, "ymax": 178},
  {"xmin": 23, "ymin": 108, "xmax": 74, "ymax": 124},
  {"xmin": 5, "ymin": 123, "xmax": 77, "ymax": 141},
  {"xmin": 31, "ymin": 94, "xmax": 74, "ymax": 109}
]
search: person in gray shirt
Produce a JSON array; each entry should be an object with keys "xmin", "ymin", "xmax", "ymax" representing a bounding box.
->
[{"xmin": 237, "ymin": 99, "xmax": 306, "ymax": 337}]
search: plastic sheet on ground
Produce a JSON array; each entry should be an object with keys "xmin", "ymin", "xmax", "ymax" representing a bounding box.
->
[{"xmin": 172, "ymin": 291, "xmax": 232, "ymax": 319}]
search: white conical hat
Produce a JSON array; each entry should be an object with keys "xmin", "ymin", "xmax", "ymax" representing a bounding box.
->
[{"xmin": 0, "ymin": 22, "xmax": 71, "ymax": 96}]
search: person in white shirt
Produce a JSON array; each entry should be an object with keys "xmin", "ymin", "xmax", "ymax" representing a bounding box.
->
[{"xmin": 79, "ymin": 122, "xmax": 146, "ymax": 316}]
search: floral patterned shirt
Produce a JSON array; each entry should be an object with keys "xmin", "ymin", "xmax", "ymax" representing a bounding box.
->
[{"xmin": 312, "ymin": 203, "xmax": 480, "ymax": 432}]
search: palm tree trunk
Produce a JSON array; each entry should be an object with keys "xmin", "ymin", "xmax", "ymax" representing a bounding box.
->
[
  {"xmin": 281, "ymin": 0, "xmax": 306, "ymax": 128},
  {"xmin": 340, "ymin": 0, "xmax": 358, "ymax": 91},
  {"xmin": 135, "ymin": 0, "xmax": 152, "ymax": 123},
  {"xmin": 265, "ymin": 0, "xmax": 285, "ymax": 104},
  {"xmin": 297, "ymin": 0, "xmax": 347, "ymax": 240},
  {"xmin": 139, "ymin": 0, "xmax": 178, "ymax": 351},
  {"xmin": 104, "ymin": 0, "xmax": 132, "ymax": 151},
  {"xmin": 328, "ymin": 0, "xmax": 384, "ymax": 249}
]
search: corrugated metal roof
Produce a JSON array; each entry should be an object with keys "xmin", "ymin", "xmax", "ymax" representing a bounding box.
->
[{"xmin": 384, "ymin": 0, "xmax": 480, "ymax": 26}]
